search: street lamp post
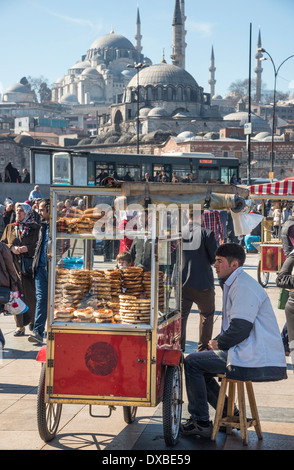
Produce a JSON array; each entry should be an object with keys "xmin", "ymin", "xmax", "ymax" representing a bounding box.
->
[
  {"xmin": 258, "ymin": 48, "xmax": 294, "ymax": 177},
  {"xmin": 127, "ymin": 62, "xmax": 149, "ymax": 156}
]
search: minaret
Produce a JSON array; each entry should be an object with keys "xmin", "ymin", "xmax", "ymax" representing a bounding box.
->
[
  {"xmin": 135, "ymin": 6, "xmax": 142, "ymax": 54},
  {"xmin": 254, "ymin": 29, "xmax": 263, "ymax": 104},
  {"xmin": 180, "ymin": 0, "xmax": 186, "ymax": 69},
  {"xmin": 171, "ymin": 0, "xmax": 185, "ymax": 69},
  {"xmin": 208, "ymin": 45, "xmax": 216, "ymax": 97}
]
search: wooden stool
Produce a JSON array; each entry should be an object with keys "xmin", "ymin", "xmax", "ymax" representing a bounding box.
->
[{"xmin": 211, "ymin": 374, "xmax": 263, "ymax": 446}]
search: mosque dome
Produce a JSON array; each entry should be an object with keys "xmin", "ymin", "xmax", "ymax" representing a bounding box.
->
[
  {"xmin": 127, "ymin": 63, "xmax": 198, "ymax": 89},
  {"xmin": 253, "ymin": 131, "xmax": 271, "ymax": 140},
  {"xmin": 176, "ymin": 131, "xmax": 196, "ymax": 141},
  {"xmin": 60, "ymin": 93, "xmax": 79, "ymax": 104},
  {"xmin": 223, "ymin": 111, "xmax": 271, "ymax": 133},
  {"xmin": 3, "ymin": 82, "xmax": 35, "ymax": 103},
  {"xmin": 148, "ymin": 107, "xmax": 169, "ymax": 117},
  {"xmin": 81, "ymin": 67, "xmax": 101, "ymax": 78},
  {"xmin": 139, "ymin": 107, "xmax": 152, "ymax": 116},
  {"xmin": 71, "ymin": 60, "xmax": 91, "ymax": 70},
  {"xmin": 89, "ymin": 33, "xmax": 135, "ymax": 51},
  {"xmin": 5, "ymin": 82, "xmax": 30, "ymax": 93}
]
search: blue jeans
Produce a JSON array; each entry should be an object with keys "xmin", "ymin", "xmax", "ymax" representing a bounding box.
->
[
  {"xmin": 34, "ymin": 266, "xmax": 48, "ymax": 337},
  {"xmin": 184, "ymin": 350, "xmax": 228, "ymax": 422}
]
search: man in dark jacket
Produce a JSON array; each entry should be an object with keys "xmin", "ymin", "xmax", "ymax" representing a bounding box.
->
[
  {"xmin": 28, "ymin": 199, "xmax": 50, "ymax": 344},
  {"xmin": 181, "ymin": 209, "xmax": 217, "ymax": 352}
]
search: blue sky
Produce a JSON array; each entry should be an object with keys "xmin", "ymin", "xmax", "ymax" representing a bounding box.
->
[{"xmin": 1, "ymin": 0, "xmax": 294, "ymax": 99}]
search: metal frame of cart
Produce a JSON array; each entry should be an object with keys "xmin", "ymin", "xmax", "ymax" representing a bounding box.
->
[{"xmin": 36, "ymin": 182, "xmax": 249, "ymax": 446}]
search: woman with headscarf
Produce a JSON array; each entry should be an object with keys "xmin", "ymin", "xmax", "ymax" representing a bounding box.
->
[{"xmin": 1, "ymin": 202, "xmax": 40, "ymax": 336}]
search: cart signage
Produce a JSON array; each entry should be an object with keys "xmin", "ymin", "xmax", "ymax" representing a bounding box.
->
[{"xmin": 51, "ymin": 332, "xmax": 149, "ymax": 399}]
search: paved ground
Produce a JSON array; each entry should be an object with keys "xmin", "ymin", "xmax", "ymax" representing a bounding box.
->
[{"xmin": 0, "ymin": 252, "xmax": 293, "ymax": 451}]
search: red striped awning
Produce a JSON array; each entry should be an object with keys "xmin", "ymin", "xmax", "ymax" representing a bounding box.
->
[{"xmin": 250, "ymin": 180, "xmax": 294, "ymax": 196}]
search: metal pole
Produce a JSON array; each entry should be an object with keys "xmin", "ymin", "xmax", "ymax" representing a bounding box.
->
[
  {"xmin": 247, "ymin": 23, "xmax": 252, "ymax": 185},
  {"xmin": 137, "ymin": 69, "xmax": 140, "ymax": 155}
]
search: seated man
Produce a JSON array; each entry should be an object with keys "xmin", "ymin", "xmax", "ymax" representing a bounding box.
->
[{"xmin": 181, "ymin": 243, "xmax": 287, "ymax": 438}]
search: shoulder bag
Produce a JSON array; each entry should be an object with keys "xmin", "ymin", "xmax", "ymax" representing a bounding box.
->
[{"xmin": 14, "ymin": 226, "xmax": 34, "ymax": 277}]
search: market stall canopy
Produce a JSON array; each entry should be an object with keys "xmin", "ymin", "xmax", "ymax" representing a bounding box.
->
[
  {"xmin": 250, "ymin": 180, "xmax": 294, "ymax": 197},
  {"xmin": 118, "ymin": 182, "xmax": 249, "ymax": 212}
]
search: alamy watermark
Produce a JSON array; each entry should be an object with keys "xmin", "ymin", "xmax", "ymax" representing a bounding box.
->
[{"xmin": 91, "ymin": 202, "xmax": 203, "ymax": 250}]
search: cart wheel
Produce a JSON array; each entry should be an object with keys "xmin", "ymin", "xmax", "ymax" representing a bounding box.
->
[
  {"xmin": 257, "ymin": 260, "xmax": 269, "ymax": 287},
  {"xmin": 37, "ymin": 365, "xmax": 62, "ymax": 442},
  {"xmin": 123, "ymin": 406, "xmax": 137, "ymax": 424},
  {"xmin": 162, "ymin": 365, "xmax": 182, "ymax": 446}
]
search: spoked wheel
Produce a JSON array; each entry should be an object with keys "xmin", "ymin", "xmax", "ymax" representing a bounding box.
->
[
  {"xmin": 257, "ymin": 260, "xmax": 269, "ymax": 287},
  {"xmin": 37, "ymin": 365, "xmax": 62, "ymax": 442},
  {"xmin": 162, "ymin": 365, "xmax": 182, "ymax": 446},
  {"xmin": 123, "ymin": 406, "xmax": 137, "ymax": 424}
]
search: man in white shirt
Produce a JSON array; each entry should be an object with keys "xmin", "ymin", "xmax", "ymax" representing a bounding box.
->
[{"xmin": 180, "ymin": 243, "xmax": 287, "ymax": 438}]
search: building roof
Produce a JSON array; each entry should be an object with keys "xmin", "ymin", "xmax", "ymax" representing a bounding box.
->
[
  {"xmin": 127, "ymin": 63, "xmax": 198, "ymax": 89},
  {"xmin": 89, "ymin": 33, "xmax": 135, "ymax": 51}
]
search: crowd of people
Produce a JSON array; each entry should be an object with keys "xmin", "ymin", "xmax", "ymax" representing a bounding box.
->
[
  {"xmin": 0, "ymin": 193, "xmax": 50, "ymax": 345},
  {"xmin": 95, "ymin": 169, "xmax": 196, "ymax": 184}
]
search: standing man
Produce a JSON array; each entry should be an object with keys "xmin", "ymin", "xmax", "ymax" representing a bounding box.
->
[
  {"xmin": 180, "ymin": 243, "xmax": 287, "ymax": 438},
  {"xmin": 203, "ymin": 210, "xmax": 224, "ymax": 245},
  {"xmin": 22, "ymin": 168, "xmax": 30, "ymax": 183},
  {"xmin": 28, "ymin": 199, "xmax": 50, "ymax": 344},
  {"xmin": 181, "ymin": 209, "xmax": 217, "ymax": 352}
]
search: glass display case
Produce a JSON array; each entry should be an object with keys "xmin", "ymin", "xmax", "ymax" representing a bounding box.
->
[{"xmin": 49, "ymin": 187, "xmax": 181, "ymax": 330}]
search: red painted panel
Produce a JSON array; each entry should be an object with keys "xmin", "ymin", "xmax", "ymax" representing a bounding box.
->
[{"xmin": 52, "ymin": 332, "xmax": 148, "ymax": 398}]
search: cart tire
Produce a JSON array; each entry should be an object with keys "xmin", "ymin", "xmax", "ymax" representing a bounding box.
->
[
  {"xmin": 37, "ymin": 365, "xmax": 62, "ymax": 442},
  {"xmin": 123, "ymin": 406, "xmax": 137, "ymax": 424},
  {"xmin": 257, "ymin": 260, "xmax": 269, "ymax": 287},
  {"xmin": 162, "ymin": 365, "xmax": 182, "ymax": 447}
]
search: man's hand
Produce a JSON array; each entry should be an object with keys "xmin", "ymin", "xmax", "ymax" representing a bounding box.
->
[{"xmin": 208, "ymin": 339, "xmax": 219, "ymax": 350}]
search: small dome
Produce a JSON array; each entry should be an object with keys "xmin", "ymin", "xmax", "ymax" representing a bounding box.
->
[
  {"xmin": 176, "ymin": 131, "xmax": 196, "ymax": 141},
  {"xmin": 60, "ymin": 93, "xmax": 79, "ymax": 104},
  {"xmin": 81, "ymin": 67, "xmax": 101, "ymax": 77},
  {"xmin": 139, "ymin": 107, "xmax": 152, "ymax": 116},
  {"xmin": 148, "ymin": 107, "xmax": 168, "ymax": 117},
  {"xmin": 55, "ymin": 77, "xmax": 64, "ymax": 84},
  {"xmin": 173, "ymin": 111, "xmax": 190, "ymax": 118},
  {"xmin": 253, "ymin": 131, "xmax": 271, "ymax": 140},
  {"xmin": 121, "ymin": 69, "xmax": 136, "ymax": 79},
  {"xmin": 71, "ymin": 60, "xmax": 90, "ymax": 70},
  {"xmin": 5, "ymin": 82, "xmax": 30, "ymax": 93}
]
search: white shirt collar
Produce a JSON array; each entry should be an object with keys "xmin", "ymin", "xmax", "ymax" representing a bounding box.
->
[{"xmin": 223, "ymin": 266, "xmax": 243, "ymax": 288}]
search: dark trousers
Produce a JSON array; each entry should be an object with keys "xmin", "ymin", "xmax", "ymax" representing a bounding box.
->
[
  {"xmin": 184, "ymin": 350, "xmax": 228, "ymax": 421},
  {"xmin": 34, "ymin": 266, "xmax": 48, "ymax": 337},
  {"xmin": 181, "ymin": 287, "xmax": 215, "ymax": 352}
]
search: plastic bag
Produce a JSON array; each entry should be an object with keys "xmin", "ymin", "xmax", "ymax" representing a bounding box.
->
[
  {"xmin": 230, "ymin": 211, "xmax": 263, "ymax": 236},
  {"xmin": 4, "ymin": 292, "xmax": 29, "ymax": 315}
]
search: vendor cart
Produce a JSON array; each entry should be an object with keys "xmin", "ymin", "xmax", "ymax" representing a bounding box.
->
[
  {"xmin": 249, "ymin": 180, "xmax": 294, "ymax": 287},
  {"xmin": 36, "ymin": 181, "xmax": 249, "ymax": 446}
]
